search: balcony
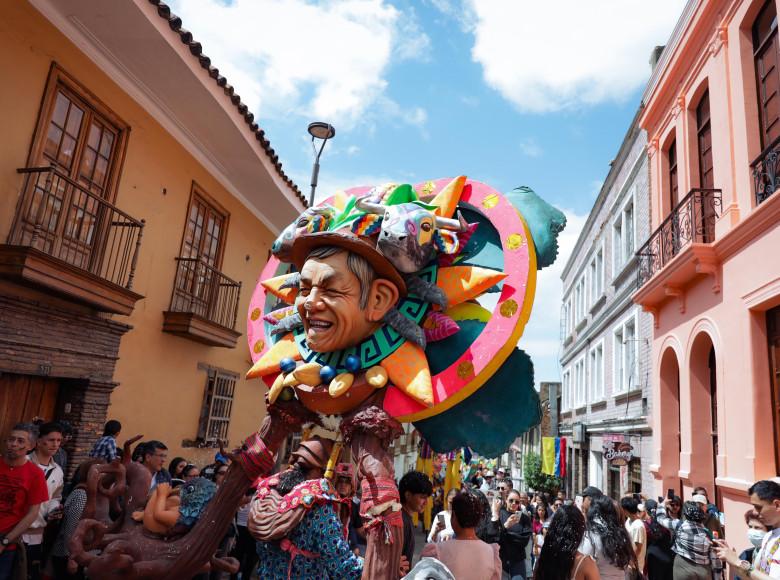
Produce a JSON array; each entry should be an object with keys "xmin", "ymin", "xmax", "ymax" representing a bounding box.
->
[
  {"xmin": 751, "ymin": 134, "xmax": 780, "ymax": 205},
  {"xmin": 0, "ymin": 166, "xmax": 144, "ymax": 314},
  {"xmin": 633, "ymin": 188, "xmax": 722, "ymax": 317},
  {"xmin": 162, "ymin": 257, "xmax": 242, "ymax": 347}
]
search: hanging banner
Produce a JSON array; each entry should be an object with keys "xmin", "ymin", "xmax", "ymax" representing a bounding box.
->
[{"xmin": 603, "ymin": 441, "xmax": 633, "ymax": 466}]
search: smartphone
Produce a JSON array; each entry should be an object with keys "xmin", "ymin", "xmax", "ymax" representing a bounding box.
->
[
  {"xmin": 667, "ymin": 488, "xmax": 675, "ymax": 500},
  {"xmin": 436, "ymin": 513, "xmax": 446, "ymax": 526},
  {"xmin": 575, "ymin": 495, "xmax": 583, "ymax": 510}
]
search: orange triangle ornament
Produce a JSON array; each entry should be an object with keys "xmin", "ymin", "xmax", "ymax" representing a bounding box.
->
[
  {"xmin": 380, "ymin": 342, "xmax": 434, "ymax": 407},
  {"xmin": 437, "ymin": 266, "xmax": 508, "ymax": 308},
  {"xmin": 246, "ymin": 333, "xmax": 301, "ymax": 379}
]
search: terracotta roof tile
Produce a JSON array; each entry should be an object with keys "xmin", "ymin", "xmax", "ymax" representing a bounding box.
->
[{"xmin": 148, "ymin": 0, "xmax": 306, "ymax": 206}]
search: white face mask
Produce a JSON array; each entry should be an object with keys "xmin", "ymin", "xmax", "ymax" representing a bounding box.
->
[{"xmin": 748, "ymin": 528, "xmax": 766, "ymax": 548}]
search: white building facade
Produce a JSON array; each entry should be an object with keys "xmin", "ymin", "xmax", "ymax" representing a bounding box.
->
[{"xmin": 559, "ymin": 112, "xmax": 655, "ymax": 499}]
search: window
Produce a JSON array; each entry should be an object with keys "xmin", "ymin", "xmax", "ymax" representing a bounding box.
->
[
  {"xmin": 613, "ymin": 314, "xmax": 638, "ymax": 394},
  {"xmin": 613, "ymin": 198, "xmax": 635, "ymax": 273},
  {"xmin": 197, "ymin": 367, "xmax": 238, "ymax": 443},
  {"xmin": 574, "ymin": 357, "xmax": 586, "ymax": 407},
  {"xmin": 562, "ymin": 369, "xmax": 572, "ymax": 411},
  {"xmin": 590, "ymin": 340, "xmax": 605, "ymax": 401},
  {"xmin": 574, "ymin": 277, "xmax": 586, "ymax": 322},
  {"xmin": 171, "ymin": 186, "xmax": 230, "ymax": 317},
  {"xmin": 753, "ymin": 0, "xmax": 780, "ymax": 148},
  {"xmin": 589, "ymin": 245, "xmax": 604, "ymax": 305},
  {"xmin": 668, "ymin": 139, "xmax": 679, "ymax": 209},
  {"xmin": 13, "ymin": 65, "xmax": 129, "ymax": 266},
  {"xmin": 696, "ymin": 90, "xmax": 714, "ymax": 189}
]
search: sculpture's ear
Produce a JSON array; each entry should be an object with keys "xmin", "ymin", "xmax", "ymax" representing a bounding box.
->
[
  {"xmin": 366, "ymin": 279, "xmax": 400, "ymax": 322},
  {"xmin": 434, "ymin": 230, "xmax": 459, "ymax": 254}
]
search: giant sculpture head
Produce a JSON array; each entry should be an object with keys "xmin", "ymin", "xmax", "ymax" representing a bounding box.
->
[{"xmin": 291, "ymin": 232, "xmax": 403, "ymax": 353}]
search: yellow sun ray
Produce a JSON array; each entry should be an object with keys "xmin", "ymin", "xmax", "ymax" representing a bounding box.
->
[
  {"xmin": 437, "ymin": 266, "xmax": 508, "ymax": 308},
  {"xmin": 380, "ymin": 342, "xmax": 433, "ymax": 407},
  {"xmin": 430, "ymin": 175, "xmax": 467, "ymax": 218},
  {"xmin": 246, "ymin": 333, "xmax": 301, "ymax": 379},
  {"xmin": 261, "ymin": 273, "xmax": 299, "ymax": 304}
]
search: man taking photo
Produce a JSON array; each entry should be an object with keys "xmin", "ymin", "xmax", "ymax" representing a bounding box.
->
[{"xmin": 0, "ymin": 424, "xmax": 49, "ymax": 580}]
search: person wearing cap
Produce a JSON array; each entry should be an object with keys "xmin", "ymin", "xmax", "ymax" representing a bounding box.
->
[
  {"xmin": 250, "ymin": 437, "xmax": 362, "ymax": 579},
  {"xmin": 655, "ymin": 496, "xmax": 715, "ymax": 579},
  {"xmin": 481, "ymin": 471, "xmax": 494, "ymax": 493}
]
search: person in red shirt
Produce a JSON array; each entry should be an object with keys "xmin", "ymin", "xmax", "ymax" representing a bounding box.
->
[{"xmin": 0, "ymin": 424, "xmax": 49, "ymax": 580}]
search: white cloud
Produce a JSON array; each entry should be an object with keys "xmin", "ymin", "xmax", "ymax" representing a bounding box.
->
[
  {"xmin": 518, "ymin": 138, "xmax": 542, "ymax": 158},
  {"xmin": 466, "ymin": 0, "xmax": 687, "ymax": 112},
  {"xmin": 168, "ymin": 0, "xmax": 429, "ymax": 128},
  {"xmin": 520, "ymin": 209, "xmax": 587, "ymax": 383}
]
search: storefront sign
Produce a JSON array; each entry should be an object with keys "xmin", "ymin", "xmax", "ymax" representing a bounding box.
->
[{"xmin": 603, "ymin": 441, "xmax": 633, "ymax": 466}]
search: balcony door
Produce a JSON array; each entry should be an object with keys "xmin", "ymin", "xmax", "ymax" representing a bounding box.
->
[
  {"xmin": 754, "ymin": 0, "xmax": 780, "ymax": 149},
  {"xmin": 172, "ymin": 188, "xmax": 229, "ymax": 319},
  {"xmin": 16, "ymin": 65, "xmax": 127, "ymax": 271}
]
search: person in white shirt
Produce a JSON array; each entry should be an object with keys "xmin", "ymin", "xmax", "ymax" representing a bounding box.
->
[
  {"xmin": 428, "ymin": 489, "xmax": 458, "ymax": 542},
  {"xmin": 621, "ymin": 496, "xmax": 647, "ymax": 573},
  {"xmin": 715, "ymin": 480, "xmax": 780, "ymax": 579},
  {"xmin": 23, "ymin": 422, "xmax": 64, "ymax": 580}
]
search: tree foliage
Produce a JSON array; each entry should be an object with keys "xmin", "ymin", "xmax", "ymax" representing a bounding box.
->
[{"xmin": 523, "ymin": 451, "xmax": 561, "ymax": 494}]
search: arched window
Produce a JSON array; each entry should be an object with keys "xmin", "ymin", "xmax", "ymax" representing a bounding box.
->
[{"xmin": 753, "ymin": 0, "xmax": 780, "ymax": 148}]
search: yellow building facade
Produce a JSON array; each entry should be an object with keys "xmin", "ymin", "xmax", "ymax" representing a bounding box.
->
[{"xmin": 0, "ymin": 0, "xmax": 305, "ymax": 471}]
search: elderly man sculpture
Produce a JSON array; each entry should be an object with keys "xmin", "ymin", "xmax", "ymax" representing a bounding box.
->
[{"xmin": 247, "ymin": 231, "xmax": 410, "ymax": 578}]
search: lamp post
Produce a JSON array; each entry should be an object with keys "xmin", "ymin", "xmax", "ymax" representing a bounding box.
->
[{"xmin": 307, "ymin": 121, "xmax": 335, "ymax": 206}]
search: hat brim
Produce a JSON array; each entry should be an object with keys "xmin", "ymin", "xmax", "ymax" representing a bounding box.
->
[{"xmin": 290, "ymin": 231, "xmax": 407, "ymax": 296}]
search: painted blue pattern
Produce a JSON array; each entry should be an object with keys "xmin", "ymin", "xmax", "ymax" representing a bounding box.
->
[{"xmin": 257, "ymin": 503, "xmax": 363, "ymax": 579}]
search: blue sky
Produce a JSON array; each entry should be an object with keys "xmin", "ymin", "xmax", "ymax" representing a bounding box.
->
[{"xmin": 170, "ymin": 0, "xmax": 686, "ymax": 385}]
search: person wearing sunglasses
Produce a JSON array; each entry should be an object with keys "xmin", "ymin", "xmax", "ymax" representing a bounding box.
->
[{"xmin": 489, "ymin": 489, "xmax": 532, "ymax": 579}]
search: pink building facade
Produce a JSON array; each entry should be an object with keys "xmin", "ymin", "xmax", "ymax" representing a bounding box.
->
[{"xmin": 634, "ymin": 0, "xmax": 780, "ymax": 541}]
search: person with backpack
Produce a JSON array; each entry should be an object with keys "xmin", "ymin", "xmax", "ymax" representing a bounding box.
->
[{"xmin": 489, "ymin": 489, "xmax": 532, "ymax": 579}]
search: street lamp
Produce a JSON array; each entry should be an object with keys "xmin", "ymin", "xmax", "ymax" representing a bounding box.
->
[{"xmin": 307, "ymin": 121, "xmax": 335, "ymax": 206}]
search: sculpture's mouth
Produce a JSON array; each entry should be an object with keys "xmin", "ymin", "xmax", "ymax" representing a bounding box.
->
[{"xmin": 305, "ymin": 317, "xmax": 333, "ymax": 341}]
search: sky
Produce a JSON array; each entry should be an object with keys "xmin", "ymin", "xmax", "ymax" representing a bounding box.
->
[{"xmin": 169, "ymin": 0, "xmax": 687, "ymax": 385}]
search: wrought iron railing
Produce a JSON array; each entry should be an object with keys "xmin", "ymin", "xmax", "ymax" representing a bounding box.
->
[
  {"xmin": 169, "ymin": 257, "xmax": 241, "ymax": 330},
  {"xmin": 751, "ymin": 134, "xmax": 780, "ymax": 205},
  {"xmin": 9, "ymin": 166, "xmax": 144, "ymax": 289},
  {"xmin": 636, "ymin": 188, "xmax": 722, "ymax": 288}
]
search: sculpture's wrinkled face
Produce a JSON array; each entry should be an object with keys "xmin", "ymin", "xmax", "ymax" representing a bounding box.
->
[{"xmin": 296, "ymin": 251, "xmax": 382, "ymax": 353}]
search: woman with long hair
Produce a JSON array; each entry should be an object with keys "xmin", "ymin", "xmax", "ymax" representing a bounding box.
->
[
  {"xmin": 168, "ymin": 457, "xmax": 187, "ymax": 480},
  {"xmin": 533, "ymin": 504, "xmax": 599, "ymax": 580},
  {"xmin": 421, "ymin": 489, "xmax": 502, "ymax": 580},
  {"xmin": 532, "ymin": 501, "xmax": 550, "ymax": 568},
  {"xmin": 580, "ymin": 495, "xmax": 639, "ymax": 579}
]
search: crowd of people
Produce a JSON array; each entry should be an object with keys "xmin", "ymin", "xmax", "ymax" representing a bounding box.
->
[
  {"xmin": 408, "ymin": 468, "xmax": 780, "ymax": 580},
  {"xmin": 3, "ymin": 420, "xmax": 780, "ymax": 580},
  {"xmin": 0, "ymin": 420, "xmax": 245, "ymax": 580}
]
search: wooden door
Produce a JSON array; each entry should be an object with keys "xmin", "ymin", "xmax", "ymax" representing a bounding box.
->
[{"xmin": 0, "ymin": 374, "xmax": 59, "ymax": 439}]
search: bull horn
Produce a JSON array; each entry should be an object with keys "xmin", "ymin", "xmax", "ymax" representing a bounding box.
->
[
  {"xmin": 435, "ymin": 210, "xmax": 468, "ymax": 232},
  {"xmin": 355, "ymin": 196, "xmax": 386, "ymax": 215}
]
